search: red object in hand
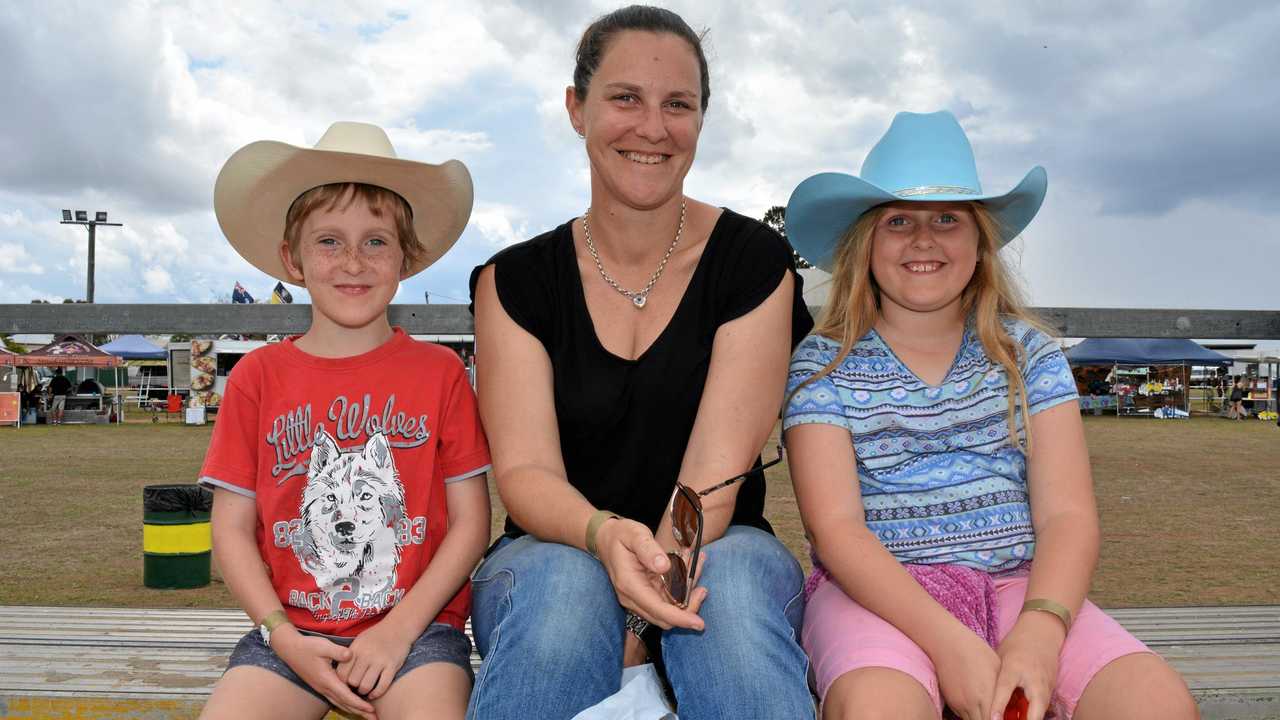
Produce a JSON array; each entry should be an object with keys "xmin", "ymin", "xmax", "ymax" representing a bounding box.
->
[{"xmin": 1004, "ymin": 687, "xmax": 1029, "ymax": 720}]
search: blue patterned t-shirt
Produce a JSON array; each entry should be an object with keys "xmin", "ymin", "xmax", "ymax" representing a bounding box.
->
[{"xmin": 783, "ymin": 319, "xmax": 1078, "ymax": 571}]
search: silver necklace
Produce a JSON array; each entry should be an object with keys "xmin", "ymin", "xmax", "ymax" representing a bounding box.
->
[{"xmin": 582, "ymin": 200, "xmax": 686, "ymax": 309}]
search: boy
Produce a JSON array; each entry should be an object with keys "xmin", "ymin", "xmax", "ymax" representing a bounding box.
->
[{"xmin": 198, "ymin": 122, "xmax": 490, "ymax": 720}]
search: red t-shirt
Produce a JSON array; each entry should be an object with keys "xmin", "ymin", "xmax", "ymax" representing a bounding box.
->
[{"xmin": 198, "ymin": 329, "xmax": 490, "ymax": 636}]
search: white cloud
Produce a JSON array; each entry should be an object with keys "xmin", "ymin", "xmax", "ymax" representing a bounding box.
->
[
  {"xmin": 0, "ymin": 281, "xmax": 61, "ymax": 304},
  {"xmin": 386, "ymin": 127, "xmax": 494, "ymax": 163},
  {"xmin": 2, "ymin": 1, "xmax": 1279, "ymax": 312},
  {"xmin": 470, "ymin": 204, "xmax": 531, "ymax": 248},
  {"xmin": 0, "ymin": 241, "xmax": 44, "ymax": 274},
  {"xmin": 143, "ymin": 266, "xmax": 176, "ymax": 294}
]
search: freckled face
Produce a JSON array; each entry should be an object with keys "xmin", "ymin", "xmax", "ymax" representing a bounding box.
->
[
  {"xmin": 281, "ymin": 194, "xmax": 404, "ymax": 331},
  {"xmin": 870, "ymin": 201, "xmax": 980, "ymax": 314},
  {"xmin": 567, "ymin": 30, "xmax": 704, "ymax": 211}
]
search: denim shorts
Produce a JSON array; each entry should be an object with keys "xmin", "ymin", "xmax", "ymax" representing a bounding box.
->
[{"xmin": 226, "ymin": 621, "xmax": 473, "ymax": 703}]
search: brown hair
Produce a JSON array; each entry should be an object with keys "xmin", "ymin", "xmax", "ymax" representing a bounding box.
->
[
  {"xmin": 573, "ymin": 5, "xmax": 711, "ymax": 112},
  {"xmin": 282, "ymin": 182, "xmax": 421, "ymax": 275},
  {"xmin": 797, "ymin": 202, "xmax": 1052, "ymax": 454}
]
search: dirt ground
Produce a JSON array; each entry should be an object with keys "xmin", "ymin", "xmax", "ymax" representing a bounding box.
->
[{"xmin": 0, "ymin": 414, "xmax": 1275, "ymax": 609}]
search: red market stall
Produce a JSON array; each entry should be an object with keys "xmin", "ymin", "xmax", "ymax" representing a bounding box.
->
[{"xmin": 0, "ymin": 335, "xmax": 125, "ymax": 424}]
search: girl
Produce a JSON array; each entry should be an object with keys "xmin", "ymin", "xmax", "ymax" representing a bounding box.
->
[
  {"xmin": 1230, "ymin": 377, "xmax": 1246, "ymax": 420},
  {"xmin": 782, "ymin": 111, "xmax": 1198, "ymax": 720}
]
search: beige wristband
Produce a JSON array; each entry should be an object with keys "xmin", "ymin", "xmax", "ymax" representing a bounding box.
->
[
  {"xmin": 585, "ymin": 509, "xmax": 619, "ymax": 558},
  {"xmin": 1020, "ymin": 598, "xmax": 1072, "ymax": 632},
  {"xmin": 259, "ymin": 609, "xmax": 290, "ymax": 632}
]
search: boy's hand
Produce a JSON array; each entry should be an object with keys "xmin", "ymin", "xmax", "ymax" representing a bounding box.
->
[
  {"xmin": 337, "ymin": 620, "xmax": 413, "ymax": 700},
  {"xmin": 271, "ymin": 627, "xmax": 378, "ymax": 719}
]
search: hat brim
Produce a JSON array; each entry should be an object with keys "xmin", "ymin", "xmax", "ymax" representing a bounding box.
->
[
  {"xmin": 214, "ymin": 140, "xmax": 474, "ymax": 285},
  {"xmin": 785, "ymin": 166, "xmax": 1046, "ymax": 271}
]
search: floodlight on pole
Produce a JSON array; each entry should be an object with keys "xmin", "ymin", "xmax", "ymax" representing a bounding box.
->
[{"xmin": 60, "ymin": 209, "xmax": 123, "ymax": 303}]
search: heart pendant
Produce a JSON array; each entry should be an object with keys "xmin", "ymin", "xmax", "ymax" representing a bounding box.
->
[{"xmin": 632, "ymin": 294, "xmax": 647, "ymax": 308}]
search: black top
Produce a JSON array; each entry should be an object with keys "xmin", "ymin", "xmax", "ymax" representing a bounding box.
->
[
  {"xmin": 49, "ymin": 375, "xmax": 72, "ymax": 396},
  {"xmin": 470, "ymin": 209, "xmax": 813, "ymax": 540}
]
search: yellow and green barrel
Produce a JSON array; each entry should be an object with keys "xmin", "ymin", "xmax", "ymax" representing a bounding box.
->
[{"xmin": 143, "ymin": 484, "xmax": 213, "ymax": 588}]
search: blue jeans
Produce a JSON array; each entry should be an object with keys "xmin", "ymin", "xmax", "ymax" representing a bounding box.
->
[{"xmin": 466, "ymin": 526, "xmax": 813, "ymax": 720}]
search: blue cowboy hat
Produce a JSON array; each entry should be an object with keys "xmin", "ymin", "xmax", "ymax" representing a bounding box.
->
[{"xmin": 785, "ymin": 110, "xmax": 1047, "ymax": 271}]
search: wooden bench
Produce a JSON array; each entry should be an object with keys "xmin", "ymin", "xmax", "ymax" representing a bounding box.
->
[
  {"xmin": 0, "ymin": 606, "xmax": 481, "ymax": 719},
  {"xmin": 1, "ymin": 605, "xmax": 1277, "ymax": 719}
]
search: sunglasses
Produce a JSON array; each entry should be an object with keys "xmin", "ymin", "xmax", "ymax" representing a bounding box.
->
[{"xmin": 661, "ymin": 446, "xmax": 785, "ymax": 606}]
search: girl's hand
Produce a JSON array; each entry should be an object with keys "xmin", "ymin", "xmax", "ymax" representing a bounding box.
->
[
  {"xmin": 595, "ymin": 518, "xmax": 708, "ymax": 631},
  {"xmin": 990, "ymin": 613, "xmax": 1065, "ymax": 720},
  {"xmin": 271, "ymin": 627, "xmax": 377, "ymax": 719},
  {"xmin": 933, "ymin": 626, "xmax": 1001, "ymax": 720},
  {"xmin": 337, "ymin": 620, "xmax": 414, "ymax": 701}
]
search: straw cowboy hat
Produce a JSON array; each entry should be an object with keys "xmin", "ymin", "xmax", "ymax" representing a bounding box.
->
[
  {"xmin": 214, "ymin": 121, "xmax": 473, "ymax": 284},
  {"xmin": 785, "ymin": 110, "xmax": 1047, "ymax": 271}
]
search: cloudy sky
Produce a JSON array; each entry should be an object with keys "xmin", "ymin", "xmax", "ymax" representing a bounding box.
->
[{"xmin": 2, "ymin": 1, "xmax": 1277, "ymax": 311}]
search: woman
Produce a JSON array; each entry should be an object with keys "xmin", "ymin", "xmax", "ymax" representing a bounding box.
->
[
  {"xmin": 466, "ymin": 6, "xmax": 815, "ymax": 719},
  {"xmin": 1229, "ymin": 377, "xmax": 1245, "ymax": 420}
]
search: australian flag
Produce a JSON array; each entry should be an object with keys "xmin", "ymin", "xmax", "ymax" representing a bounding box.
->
[
  {"xmin": 270, "ymin": 281, "xmax": 293, "ymax": 304},
  {"xmin": 231, "ymin": 282, "xmax": 255, "ymax": 304}
]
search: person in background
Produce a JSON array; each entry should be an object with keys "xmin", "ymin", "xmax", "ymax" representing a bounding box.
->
[
  {"xmin": 1273, "ymin": 376, "xmax": 1279, "ymax": 426},
  {"xmin": 48, "ymin": 367, "xmax": 72, "ymax": 425},
  {"xmin": 1229, "ymin": 377, "xmax": 1245, "ymax": 420}
]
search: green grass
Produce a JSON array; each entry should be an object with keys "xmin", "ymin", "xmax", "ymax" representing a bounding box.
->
[{"xmin": 0, "ymin": 415, "xmax": 1275, "ymax": 609}]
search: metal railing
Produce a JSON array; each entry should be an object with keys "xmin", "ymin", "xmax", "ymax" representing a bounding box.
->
[{"xmin": 3, "ymin": 304, "xmax": 1277, "ymax": 339}]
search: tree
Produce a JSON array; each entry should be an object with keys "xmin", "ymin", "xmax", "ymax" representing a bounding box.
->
[
  {"xmin": 763, "ymin": 205, "xmax": 786, "ymax": 235},
  {"xmin": 762, "ymin": 205, "xmax": 812, "ymax": 269}
]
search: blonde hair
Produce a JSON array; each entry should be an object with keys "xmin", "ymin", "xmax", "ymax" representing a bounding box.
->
[
  {"xmin": 283, "ymin": 182, "xmax": 422, "ymax": 275},
  {"xmin": 799, "ymin": 202, "xmax": 1051, "ymax": 454}
]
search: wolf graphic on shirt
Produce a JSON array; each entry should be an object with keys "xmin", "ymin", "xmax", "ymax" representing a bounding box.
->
[{"xmin": 293, "ymin": 428, "xmax": 406, "ymax": 611}]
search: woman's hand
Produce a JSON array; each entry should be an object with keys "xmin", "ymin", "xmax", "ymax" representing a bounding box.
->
[
  {"xmin": 336, "ymin": 619, "xmax": 414, "ymax": 701},
  {"xmin": 271, "ymin": 626, "xmax": 378, "ymax": 719},
  {"xmin": 596, "ymin": 518, "xmax": 707, "ymax": 631},
  {"xmin": 989, "ymin": 613, "xmax": 1065, "ymax": 720},
  {"xmin": 933, "ymin": 625, "xmax": 1001, "ymax": 720}
]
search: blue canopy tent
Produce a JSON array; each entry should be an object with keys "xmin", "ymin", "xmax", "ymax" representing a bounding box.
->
[
  {"xmin": 1065, "ymin": 338, "xmax": 1233, "ymax": 366},
  {"xmin": 1065, "ymin": 338, "xmax": 1232, "ymax": 416},
  {"xmin": 99, "ymin": 335, "xmax": 165, "ymax": 360},
  {"xmin": 100, "ymin": 335, "xmax": 168, "ymax": 408}
]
